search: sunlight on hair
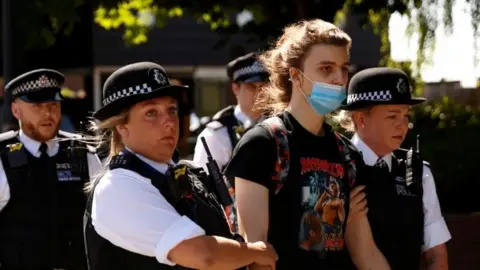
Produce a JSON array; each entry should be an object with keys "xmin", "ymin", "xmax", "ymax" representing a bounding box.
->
[
  {"xmin": 254, "ymin": 19, "xmax": 352, "ymax": 116},
  {"xmin": 83, "ymin": 110, "xmax": 129, "ymax": 193}
]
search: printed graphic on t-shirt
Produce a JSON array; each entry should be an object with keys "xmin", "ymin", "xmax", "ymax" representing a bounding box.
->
[{"xmin": 298, "ymin": 157, "xmax": 347, "ymax": 258}]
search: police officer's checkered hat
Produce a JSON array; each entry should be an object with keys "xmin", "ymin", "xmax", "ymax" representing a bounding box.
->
[
  {"xmin": 5, "ymin": 69, "xmax": 64, "ymax": 103},
  {"xmin": 93, "ymin": 62, "xmax": 188, "ymax": 121},
  {"xmin": 340, "ymin": 67, "xmax": 426, "ymax": 110},
  {"xmin": 226, "ymin": 53, "xmax": 269, "ymax": 83}
]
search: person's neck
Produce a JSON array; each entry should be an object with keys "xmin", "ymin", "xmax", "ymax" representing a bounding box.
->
[
  {"xmin": 249, "ymin": 111, "xmax": 261, "ymax": 122},
  {"xmin": 125, "ymin": 146, "xmax": 169, "ymax": 164},
  {"xmin": 287, "ymin": 99, "xmax": 325, "ymax": 136},
  {"xmin": 356, "ymin": 132, "xmax": 391, "ymax": 157}
]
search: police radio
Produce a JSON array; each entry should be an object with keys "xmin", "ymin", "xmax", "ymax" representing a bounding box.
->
[
  {"xmin": 405, "ymin": 135, "xmax": 423, "ymax": 192},
  {"xmin": 200, "ymin": 137, "xmax": 233, "ymax": 207}
]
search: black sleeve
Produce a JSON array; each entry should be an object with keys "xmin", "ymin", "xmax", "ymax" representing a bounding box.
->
[
  {"xmin": 338, "ymin": 133, "xmax": 368, "ymax": 188},
  {"xmin": 223, "ymin": 125, "xmax": 277, "ymax": 189},
  {"xmin": 353, "ymin": 156, "xmax": 368, "ymax": 188}
]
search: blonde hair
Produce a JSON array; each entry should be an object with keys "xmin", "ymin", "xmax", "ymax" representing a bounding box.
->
[
  {"xmin": 254, "ymin": 19, "xmax": 352, "ymax": 116},
  {"xmin": 83, "ymin": 111, "xmax": 129, "ymax": 193},
  {"xmin": 332, "ymin": 110, "xmax": 355, "ymax": 132},
  {"xmin": 332, "ymin": 107, "xmax": 373, "ymax": 133}
]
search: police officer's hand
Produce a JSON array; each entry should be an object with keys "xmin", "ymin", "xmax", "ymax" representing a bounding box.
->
[
  {"xmin": 348, "ymin": 185, "xmax": 368, "ymax": 223},
  {"xmin": 248, "ymin": 241, "xmax": 278, "ymax": 269}
]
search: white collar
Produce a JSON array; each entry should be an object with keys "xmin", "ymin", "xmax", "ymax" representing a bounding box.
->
[
  {"xmin": 234, "ymin": 105, "xmax": 251, "ymax": 126},
  {"xmin": 351, "ymin": 133, "xmax": 393, "ymax": 172},
  {"xmin": 125, "ymin": 147, "xmax": 175, "ymax": 175},
  {"xmin": 19, "ymin": 130, "xmax": 59, "ymax": 158}
]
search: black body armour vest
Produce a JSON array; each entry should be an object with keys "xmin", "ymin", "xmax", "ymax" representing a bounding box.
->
[
  {"xmin": 0, "ymin": 131, "xmax": 91, "ymax": 269},
  {"xmin": 362, "ymin": 151, "xmax": 424, "ymax": 270},
  {"xmin": 209, "ymin": 106, "xmax": 245, "ymax": 158},
  {"xmin": 84, "ymin": 151, "xmax": 234, "ymax": 270}
]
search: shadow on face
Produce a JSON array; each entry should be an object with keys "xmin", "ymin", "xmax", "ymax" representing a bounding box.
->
[
  {"xmin": 11, "ymin": 99, "xmax": 61, "ymax": 142},
  {"xmin": 357, "ymin": 104, "xmax": 410, "ymax": 154},
  {"xmin": 233, "ymin": 81, "xmax": 266, "ymax": 117},
  {"xmin": 117, "ymin": 96, "xmax": 179, "ymax": 163},
  {"xmin": 295, "ymin": 44, "xmax": 350, "ymax": 96}
]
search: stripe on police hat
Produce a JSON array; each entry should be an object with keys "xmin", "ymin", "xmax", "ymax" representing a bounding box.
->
[
  {"xmin": 12, "ymin": 75, "xmax": 60, "ymax": 97},
  {"xmin": 347, "ymin": 90, "xmax": 393, "ymax": 104},
  {"xmin": 232, "ymin": 61, "xmax": 267, "ymax": 81},
  {"xmin": 102, "ymin": 83, "xmax": 153, "ymax": 106}
]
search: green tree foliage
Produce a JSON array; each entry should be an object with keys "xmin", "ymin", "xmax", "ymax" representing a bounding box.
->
[{"xmin": 94, "ymin": 0, "xmax": 480, "ymax": 68}]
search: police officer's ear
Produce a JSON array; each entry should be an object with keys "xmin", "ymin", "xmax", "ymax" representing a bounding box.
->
[
  {"xmin": 288, "ymin": 67, "xmax": 303, "ymax": 91},
  {"xmin": 352, "ymin": 111, "xmax": 366, "ymax": 129},
  {"xmin": 115, "ymin": 124, "xmax": 129, "ymax": 138},
  {"xmin": 11, "ymin": 100, "xmax": 21, "ymax": 120},
  {"xmin": 231, "ymin": 82, "xmax": 240, "ymax": 96}
]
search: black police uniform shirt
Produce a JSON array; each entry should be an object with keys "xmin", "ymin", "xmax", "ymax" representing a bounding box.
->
[
  {"xmin": 194, "ymin": 105, "xmax": 251, "ymax": 171},
  {"xmin": 351, "ymin": 134, "xmax": 451, "ymax": 251},
  {"xmin": 224, "ymin": 111, "xmax": 352, "ymax": 270},
  {"xmin": 0, "ymin": 130, "xmax": 103, "ymax": 211},
  {"xmin": 91, "ymin": 147, "xmax": 205, "ymax": 266}
]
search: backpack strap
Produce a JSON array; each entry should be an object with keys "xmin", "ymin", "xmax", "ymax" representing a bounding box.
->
[
  {"xmin": 333, "ymin": 132, "xmax": 361, "ymax": 189},
  {"xmin": 259, "ymin": 116, "xmax": 290, "ymax": 195},
  {"xmin": 224, "ymin": 116, "xmax": 290, "ymax": 233}
]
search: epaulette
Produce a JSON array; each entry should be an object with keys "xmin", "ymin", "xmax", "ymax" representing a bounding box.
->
[
  {"xmin": 178, "ymin": 159, "xmax": 201, "ymax": 170},
  {"xmin": 202, "ymin": 106, "xmax": 238, "ymax": 131},
  {"xmin": 212, "ymin": 105, "xmax": 235, "ymax": 121},
  {"xmin": 0, "ymin": 130, "xmax": 19, "ymax": 142},
  {"xmin": 206, "ymin": 120, "xmax": 224, "ymax": 130}
]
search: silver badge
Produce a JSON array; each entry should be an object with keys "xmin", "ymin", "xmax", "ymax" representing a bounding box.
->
[
  {"xmin": 152, "ymin": 69, "xmax": 167, "ymax": 85},
  {"xmin": 396, "ymin": 78, "xmax": 408, "ymax": 94},
  {"xmin": 38, "ymin": 75, "xmax": 50, "ymax": 87}
]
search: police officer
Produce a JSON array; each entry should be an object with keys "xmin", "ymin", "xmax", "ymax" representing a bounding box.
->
[
  {"xmin": 336, "ymin": 67, "xmax": 451, "ymax": 269},
  {"xmin": 83, "ymin": 62, "xmax": 277, "ymax": 270},
  {"xmin": 0, "ymin": 69, "xmax": 103, "ymax": 270},
  {"xmin": 193, "ymin": 52, "xmax": 269, "ymax": 171}
]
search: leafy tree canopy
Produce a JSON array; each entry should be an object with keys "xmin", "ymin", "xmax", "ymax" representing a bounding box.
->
[{"xmin": 93, "ymin": 0, "xmax": 480, "ymax": 69}]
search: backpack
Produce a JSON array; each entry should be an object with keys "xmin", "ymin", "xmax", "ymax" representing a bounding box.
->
[{"xmin": 225, "ymin": 115, "xmax": 360, "ymax": 232}]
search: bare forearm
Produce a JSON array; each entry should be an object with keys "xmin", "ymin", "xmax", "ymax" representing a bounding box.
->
[
  {"xmin": 348, "ymin": 243, "xmax": 390, "ymax": 270},
  {"xmin": 345, "ymin": 217, "xmax": 390, "ymax": 270},
  {"xmin": 357, "ymin": 246, "xmax": 390, "ymax": 270},
  {"xmin": 424, "ymin": 244, "xmax": 448, "ymax": 270},
  {"xmin": 202, "ymin": 236, "xmax": 260, "ymax": 270},
  {"xmin": 169, "ymin": 236, "xmax": 259, "ymax": 270}
]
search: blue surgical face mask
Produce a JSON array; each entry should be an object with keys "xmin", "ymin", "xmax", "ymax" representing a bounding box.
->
[{"xmin": 297, "ymin": 71, "xmax": 346, "ymax": 115}]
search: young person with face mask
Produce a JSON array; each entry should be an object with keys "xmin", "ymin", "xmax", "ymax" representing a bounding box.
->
[{"xmin": 224, "ymin": 19, "xmax": 390, "ymax": 270}]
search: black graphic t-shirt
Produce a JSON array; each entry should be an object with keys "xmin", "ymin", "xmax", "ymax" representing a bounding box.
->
[{"xmin": 224, "ymin": 112, "xmax": 353, "ymax": 270}]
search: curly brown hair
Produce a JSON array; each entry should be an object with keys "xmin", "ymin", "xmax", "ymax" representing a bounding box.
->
[{"xmin": 254, "ymin": 19, "xmax": 352, "ymax": 116}]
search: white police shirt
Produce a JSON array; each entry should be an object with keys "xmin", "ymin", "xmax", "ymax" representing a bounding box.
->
[
  {"xmin": 351, "ymin": 134, "xmax": 452, "ymax": 252},
  {"xmin": 193, "ymin": 105, "xmax": 251, "ymax": 171},
  {"xmin": 91, "ymin": 149, "xmax": 206, "ymax": 266},
  {"xmin": 0, "ymin": 130, "xmax": 103, "ymax": 212}
]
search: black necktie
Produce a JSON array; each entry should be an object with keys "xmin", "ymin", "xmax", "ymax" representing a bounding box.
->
[{"xmin": 39, "ymin": 143, "xmax": 49, "ymax": 159}]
